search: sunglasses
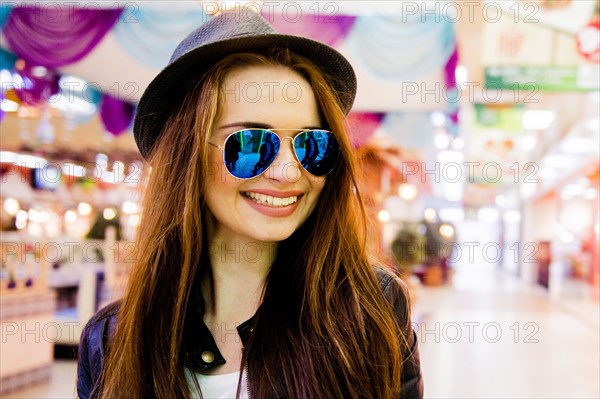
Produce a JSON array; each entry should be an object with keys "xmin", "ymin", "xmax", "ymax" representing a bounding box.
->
[{"xmin": 209, "ymin": 129, "xmax": 339, "ymax": 179}]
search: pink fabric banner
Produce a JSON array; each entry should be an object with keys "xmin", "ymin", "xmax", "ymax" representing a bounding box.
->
[
  {"xmin": 263, "ymin": 12, "xmax": 355, "ymax": 47},
  {"xmin": 346, "ymin": 112, "xmax": 385, "ymax": 148}
]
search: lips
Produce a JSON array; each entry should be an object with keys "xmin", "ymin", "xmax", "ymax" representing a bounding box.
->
[
  {"xmin": 242, "ymin": 191, "xmax": 298, "ymax": 207},
  {"xmin": 241, "ymin": 190, "xmax": 304, "ymax": 217}
]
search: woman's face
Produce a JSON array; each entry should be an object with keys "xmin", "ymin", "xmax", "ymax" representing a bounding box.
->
[{"xmin": 204, "ymin": 64, "xmax": 327, "ymax": 244}]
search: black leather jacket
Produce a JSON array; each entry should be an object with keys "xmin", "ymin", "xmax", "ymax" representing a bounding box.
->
[{"xmin": 77, "ymin": 267, "xmax": 424, "ymax": 398}]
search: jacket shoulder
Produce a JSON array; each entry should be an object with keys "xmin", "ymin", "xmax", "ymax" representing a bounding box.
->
[
  {"xmin": 372, "ymin": 264, "xmax": 412, "ymax": 339},
  {"xmin": 372, "ymin": 265, "xmax": 424, "ymax": 398},
  {"xmin": 77, "ymin": 300, "xmax": 121, "ymax": 399},
  {"xmin": 82, "ymin": 300, "xmax": 121, "ymax": 343},
  {"xmin": 90, "ymin": 300, "xmax": 121, "ymax": 325},
  {"xmin": 373, "ymin": 265, "xmax": 412, "ymax": 313}
]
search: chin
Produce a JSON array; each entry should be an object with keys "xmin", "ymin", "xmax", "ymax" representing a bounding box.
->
[{"xmin": 248, "ymin": 226, "xmax": 296, "ymax": 243}]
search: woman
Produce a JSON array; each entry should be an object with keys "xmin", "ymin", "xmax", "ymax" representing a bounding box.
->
[{"xmin": 77, "ymin": 6, "xmax": 423, "ymax": 399}]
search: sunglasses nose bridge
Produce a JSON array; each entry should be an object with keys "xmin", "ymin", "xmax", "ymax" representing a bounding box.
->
[
  {"xmin": 275, "ymin": 135, "xmax": 294, "ymax": 153},
  {"xmin": 266, "ymin": 135, "xmax": 302, "ymax": 181}
]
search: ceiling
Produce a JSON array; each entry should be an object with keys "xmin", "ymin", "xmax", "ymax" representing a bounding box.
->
[{"xmin": 0, "ymin": 0, "xmax": 597, "ymax": 158}]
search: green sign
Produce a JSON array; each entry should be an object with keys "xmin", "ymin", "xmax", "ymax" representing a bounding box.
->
[
  {"xmin": 485, "ymin": 65, "xmax": 599, "ymax": 92},
  {"xmin": 473, "ymin": 103, "xmax": 524, "ymax": 133}
]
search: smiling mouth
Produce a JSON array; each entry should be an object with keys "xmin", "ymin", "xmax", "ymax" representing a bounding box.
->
[{"xmin": 242, "ymin": 192, "xmax": 299, "ymax": 207}]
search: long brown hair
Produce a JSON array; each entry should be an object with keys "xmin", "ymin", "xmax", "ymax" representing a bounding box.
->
[{"xmin": 94, "ymin": 49, "xmax": 408, "ymax": 398}]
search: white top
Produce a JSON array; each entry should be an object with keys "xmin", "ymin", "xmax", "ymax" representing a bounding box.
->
[{"xmin": 186, "ymin": 369, "xmax": 249, "ymax": 399}]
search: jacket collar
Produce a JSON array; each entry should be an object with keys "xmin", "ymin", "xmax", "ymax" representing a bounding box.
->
[{"xmin": 185, "ymin": 314, "xmax": 256, "ymax": 372}]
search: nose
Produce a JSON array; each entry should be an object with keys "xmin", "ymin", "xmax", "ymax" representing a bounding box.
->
[{"xmin": 265, "ymin": 137, "xmax": 301, "ymax": 183}]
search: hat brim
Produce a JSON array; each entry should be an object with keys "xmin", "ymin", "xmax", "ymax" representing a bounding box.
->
[{"xmin": 133, "ymin": 34, "xmax": 356, "ymax": 160}]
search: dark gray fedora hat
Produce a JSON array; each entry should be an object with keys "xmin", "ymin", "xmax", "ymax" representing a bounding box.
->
[{"xmin": 133, "ymin": 6, "xmax": 357, "ymax": 160}]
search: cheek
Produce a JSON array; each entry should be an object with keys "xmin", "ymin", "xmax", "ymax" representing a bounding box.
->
[
  {"xmin": 207, "ymin": 151, "xmax": 223, "ymax": 183},
  {"xmin": 308, "ymin": 177, "xmax": 327, "ymax": 204},
  {"xmin": 312, "ymin": 176, "xmax": 327, "ymax": 192},
  {"xmin": 203, "ymin": 183, "xmax": 238, "ymax": 229},
  {"xmin": 207, "ymin": 150, "xmax": 242, "ymax": 186}
]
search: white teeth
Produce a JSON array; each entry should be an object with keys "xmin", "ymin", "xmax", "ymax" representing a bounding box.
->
[{"xmin": 243, "ymin": 192, "xmax": 298, "ymax": 207}]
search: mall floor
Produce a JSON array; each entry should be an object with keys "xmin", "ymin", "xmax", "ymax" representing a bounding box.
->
[{"xmin": 4, "ymin": 263, "xmax": 599, "ymax": 399}]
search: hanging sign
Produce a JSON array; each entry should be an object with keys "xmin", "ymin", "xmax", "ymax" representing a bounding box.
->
[{"xmin": 485, "ymin": 65, "xmax": 600, "ymax": 92}]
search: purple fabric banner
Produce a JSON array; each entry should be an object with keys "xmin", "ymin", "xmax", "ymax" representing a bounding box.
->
[
  {"xmin": 3, "ymin": 6, "xmax": 122, "ymax": 68},
  {"xmin": 444, "ymin": 47, "xmax": 460, "ymax": 129},
  {"xmin": 444, "ymin": 47, "xmax": 459, "ymax": 89},
  {"xmin": 263, "ymin": 13, "xmax": 355, "ymax": 47},
  {"xmin": 14, "ymin": 60, "xmax": 60, "ymax": 106},
  {"xmin": 100, "ymin": 94, "xmax": 135, "ymax": 137},
  {"xmin": 0, "ymin": 91, "xmax": 4, "ymax": 123}
]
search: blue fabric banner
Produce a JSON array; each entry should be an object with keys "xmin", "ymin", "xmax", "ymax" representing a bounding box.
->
[
  {"xmin": 346, "ymin": 14, "xmax": 455, "ymax": 82},
  {"xmin": 113, "ymin": 4, "xmax": 210, "ymax": 69}
]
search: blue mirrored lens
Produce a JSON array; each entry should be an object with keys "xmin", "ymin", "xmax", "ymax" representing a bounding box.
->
[
  {"xmin": 224, "ymin": 129, "xmax": 280, "ymax": 178},
  {"xmin": 294, "ymin": 130, "xmax": 339, "ymax": 176}
]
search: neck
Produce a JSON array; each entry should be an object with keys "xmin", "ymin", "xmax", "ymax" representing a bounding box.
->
[{"xmin": 202, "ymin": 233, "xmax": 277, "ymax": 322}]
